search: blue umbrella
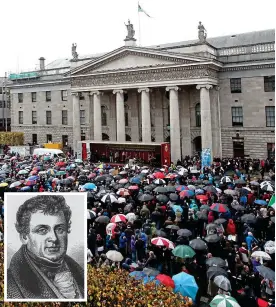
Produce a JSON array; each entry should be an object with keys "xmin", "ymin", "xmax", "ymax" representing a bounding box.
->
[
  {"xmin": 195, "ymin": 189, "xmax": 204, "ymax": 195},
  {"xmin": 129, "ymin": 271, "xmax": 146, "ymax": 280},
  {"xmin": 21, "ymin": 186, "xmax": 31, "ymax": 191},
  {"xmin": 83, "ymin": 182, "xmax": 97, "ymax": 191},
  {"xmin": 28, "ymin": 175, "xmax": 39, "ymax": 181},
  {"xmin": 172, "ymin": 205, "xmax": 183, "ymax": 214},
  {"xmin": 172, "ymin": 272, "xmax": 198, "ymax": 301},
  {"xmin": 254, "ymin": 199, "xmax": 267, "ymax": 206},
  {"xmin": 142, "ymin": 275, "xmax": 156, "ymax": 284},
  {"xmin": 130, "ymin": 177, "xmax": 141, "ymax": 184}
]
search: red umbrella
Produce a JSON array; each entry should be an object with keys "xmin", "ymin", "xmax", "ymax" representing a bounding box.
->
[
  {"xmin": 151, "ymin": 237, "xmax": 174, "ymax": 249},
  {"xmin": 154, "ymin": 172, "xmax": 165, "ymax": 179},
  {"xmin": 196, "ymin": 195, "xmax": 208, "ymax": 201},
  {"xmin": 128, "ymin": 185, "xmax": 139, "ymax": 190},
  {"xmin": 210, "ymin": 203, "xmax": 229, "ymax": 213},
  {"xmin": 56, "ymin": 161, "xmax": 66, "ymax": 167},
  {"xmin": 111, "ymin": 214, "xmax": 127, "ymax": 223},
  {"xmin": 165, "ymin": 174, "xmax": 177, "ymax": 180},
  {"xmin": 25, "ymin": 180, "xmax": 36, "ymax": 186},
  {"xmin": 156, "ymin": 274, "xmax": 175, "ymax": 288}
]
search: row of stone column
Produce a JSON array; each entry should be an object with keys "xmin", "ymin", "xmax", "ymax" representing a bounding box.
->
[{"xmin": 72, "ymin": 84, "xmax": 214, "ymax": 163}]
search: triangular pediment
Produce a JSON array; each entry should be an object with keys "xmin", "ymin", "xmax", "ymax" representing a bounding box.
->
[{"xmin": 70, "ymin": 46, "xmax": 208, "ymax": 76}]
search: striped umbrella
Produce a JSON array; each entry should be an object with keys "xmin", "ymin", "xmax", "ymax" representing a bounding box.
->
[
  {"xmin": 176, "ymin": 185, "xmax": 189, "ymax": 192},
  {"xmin": 151, "ymin": 237, "xmax": 174, "ymax": 249},
  {"xmin": 210, "ymin": 203, "xmax": 228, "ymax": 213},
  {"xmin": 220, "ymin": 176, "xmax": 232, "ymax": 184},
  {"xmin": 210, "ymin": 295, "xmax": 240, "ymax": 307},
  {"xmin": 110, "ymin": 214, "xmax": 127, "ymax": 223},
  {"xmin": 116, "ymin": 188, "xmax": 130, "ymax": 197},
  {"xmin": 179, "ymin": 190, "xmax": 195, "ymax": 199}
]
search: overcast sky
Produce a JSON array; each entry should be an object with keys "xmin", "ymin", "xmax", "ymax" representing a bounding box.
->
[{"xmin": 0, "ymin": 0, "xmax": 275, "ymax": 76}]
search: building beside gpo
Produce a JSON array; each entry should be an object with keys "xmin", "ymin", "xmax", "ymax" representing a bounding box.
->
[{"xmin": 8, "ymin": 22, "xmax": 275, "ymax": 162}]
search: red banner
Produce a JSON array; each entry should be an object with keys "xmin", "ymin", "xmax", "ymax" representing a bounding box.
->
[
  {"xmin": 82, "ymin": 143, "xmax": 87, "ymax": 160},
  {"xmin": 161, "ymin": 142, "xmax": 170, "ymax": 166}
]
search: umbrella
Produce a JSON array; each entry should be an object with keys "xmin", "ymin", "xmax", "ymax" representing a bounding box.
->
[
  {"xmin": 156, "ymin": 230, "xmax": 167, "ymax": 237},
  {"xmin": 210, "ymin": 203, "xmax": 228, "ymax": 213},
  {"xmin": 151, "ymin": 237, "xmax": 172, "ymax": 248},
  {"xmin": 190, "ymin": 238, "xmax": 208, "ymax": 251},
  {"xmin": 153, "ymin": 172, "xmax": 165, "ymax": 179},
  {"xmin": 106, "ymin": 250, "xmax": 123, "ymax": 262},
  {"xmin": 256, "ymin": 265, "xmax": 275, "ymax": 281},
  {"xmin": 260, "ymin": 181, "xmax": 273, "ymax": 188},
  {"xmin": 234, "ymin": 179, "xmax": 246, "ymax": 185},
  {"xmin": 207, "ymin": 267, "xmax": 228, "ymax": 280},
  {"xmin": 231, "ymin": 204, "xmax": 245, "ymax": 211},
  {"xmin": 154, "ymin": 186, "xmax": 167, "ymax": 194},
  {"xmin": 83, "ymin": 182, "xmax": 97, "ymax": 191},
  {"xmin": 56, "ymin": 171, "xmax": 66, "ymax": 176},
  {"xmin": 154, "ymin": 179, "xmax": 166, "ymax": 185},
  {"xmin": 166, "ymin": 224, "xmax": 180, "ymax": 231},
  {"xmin": 264, "ymin": 241, "xmax": 275, "ymax": 254},
  {"xmin": 101, "ymin": 193, "xmax": 117, "ymax": 203},
  {"xmin": 179, "ymin": 190, "xmax": 194, "ymax": 199},
  {"xmin": 110, "ymin": 214, "xmax": 127, "ymax": 223},
  {"xmin": 178, "ymin": 168, "xmax": 189, "ymax": 176},
  {"xmin": 224, "ymin": 189, "xmax": 238, "ymax": 196},
  {"xmin": 261, "ymin": 184, "xmax": 274, "ymax": 192},
  {"xmin": 220, "ymin": 176, "xmax": 232, "ymax": 184},
  {"xmin": 203, "ymin": 186, "xmax": 217, "ymax": 194},
  {"xmin": 176, "ymin": 185, "xmax": 189, "ymax": 192},
  {"xmin": 47, "ymin": 169, "xmax": 56, "ymax": 176},
  {"xmin": 9, "ymin": 181, "xmax": 22, "ymax": 188},
  {"xmin": 200, "ymin": 205, "xmax": 210, "ymax": 211},
  {"xmin": 214, "ymin": 218, "xmax": 227, "ymax": 225},
  {"xmin": 143, "ymin": 267, "xmax": 160, "ymax": 277},
  {"xmin": 177, "ymin": 229, "xmax": 192, "ymax": 237},
  {"xmin": 251, "ymin": 251, "xmax": 271, "ymax": 261},
  {"xmin": 116, "ymin": 189, "xmax": 130, "ymax": 197},
  {"xmin": 129, "ymin": 271, "xmax": 146, "ymax": 280},
  {"xmin": 130, "ymin": 177, "xmax": 141, "ymax": 184},
  {"xmin": 21, "ymin": 186, "xmax": 31, "ymax": 191},
  {"xmin": 156, "ymin": 194, "xmax": 169, "ymax": 203},
  {"xmin": 0, "ymin": 182, "xmax": 8, "ymax": 188},
  {"xmin": 165, "ymin": 186, "xmax": 176, "ymax": 193},
  {"xmin": 128, "ymin": 185, "xmax": 139, "ymax": 191},
  {"xmin": 171, "ymin": 205, "xmax": 183, "ymax": 214},
  {"xmin": 172, "ymin": 245, "xmax": 196, "ymax": 259},
  {"xmin": 169, "ymin": 193, "xmax": 178, "ymax": 201},
  {"xmin": 126, "ymin": 212, "xmax": 136, "ymax": 223},
  {"xmin": 18, "ymin": 170, "xmax": 28, "ymax": 175},
  {"xmin": 156, "ymin": 274, "xmax": 174, "ymax": 288},
  {"xmin": 95, "ymin": 216, "xmax": 110, "ymax": 224},
  {"xmin": 206, "ymin": 257, "xmax": 227, "ymax": 268},
  {"xmin": 25, "ymin": 180, "xmax": 36, "ymax": 186},
  {"xmin": 172, "ymin": 272, "xmax": 198, "ymax": 301},
  {"xmin": 117, "ymin": 197, "xmax": 126, "ymax": 204},
  {"xmin": 241, "ymin": 214, "xmax": 257, "ymax": 224},
  {"xmin": 254, "ymin": 199, "xmax": 267, "ymax": 206},
  {"xmin": 195, "ymin": 188, "xmax": 205, "ymax": 195},
  {"xmin": 196, "ymin": 211, "xmax": 208, "ymax": 220},
  {"xmin": 214, "ymin": 275, "xmax": 231, "ymax": 291},
  {"xmin": 210, "ymin": 295, "xmax": 240, "ymax": 307},
  {"xmin": 196, "ymin": 194, "xmax": 208, "ymax": 201},
  {"xmin": 250, "ymin": 181, "xmax": 260, "ymax": 186},
  {"xmin": 87, "ymin": 210, "xmax": 96, "ymax": 219},
  {"xmin": 138, "ymin": 194, "xmax": 154, "ymax": 202},
  {"xmin": 205, "ymin": 234, "xmax": 221, "ymax": 243}
]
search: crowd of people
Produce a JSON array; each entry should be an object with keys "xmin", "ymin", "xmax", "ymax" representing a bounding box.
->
[{"xmin": 0, "ymin": 152, "xmax": 275, "ymax": 307}]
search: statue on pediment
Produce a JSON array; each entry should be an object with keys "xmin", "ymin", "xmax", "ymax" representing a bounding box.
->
[
  {"xmin": 125, "ymin": 19, "xmax": 135, "ymax": 40},
  {"xmin": 198, "ymin": 21, "xmax": 207, "ymax": 43},
  {"xmin": 72, "ymin": 43, "xmax": 78, "ymax": 61}
]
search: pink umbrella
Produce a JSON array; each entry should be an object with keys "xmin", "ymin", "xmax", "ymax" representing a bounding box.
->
[
  {"xmin": 111, "ymin": 214, "xmax": 127, "ymax": 223},
  {"xmin": 116, "ymin": 189, "xmax": 130, "ymax": 197},
  {"xmin": 119, "ymin": 178, "xmax": 129, "ymax": 184},
  {"xmin": 128, "ymin": 185, "xmax": 139, "ymax": 191},
  {"xmin": 88, "ymin": 173, "xmax": 96, "ymax": 179}
]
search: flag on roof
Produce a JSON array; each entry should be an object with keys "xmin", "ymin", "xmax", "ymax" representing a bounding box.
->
[
  {"xmin": 268, "ymin": 194, "xmax": 275, "ymax": 209},
  {"xmin": 138, "ymin": 3, "xmax": 151, "ymax": 17}
]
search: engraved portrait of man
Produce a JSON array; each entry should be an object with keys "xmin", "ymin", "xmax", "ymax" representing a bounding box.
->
[{"xmin": 6, "ymin": 194, "xmax": 86, "ymax": 301}]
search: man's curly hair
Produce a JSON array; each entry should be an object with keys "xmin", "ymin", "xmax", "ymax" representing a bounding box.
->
[{"xmin": 15, "ymin": 195, "xmax": 72, "ymax": 236}]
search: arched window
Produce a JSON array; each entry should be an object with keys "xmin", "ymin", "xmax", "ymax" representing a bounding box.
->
[
  {"xmin": 195, "ymin": 103, "xmax": 201, "ymax": 127},
  {"xmin": 126, "ymin": 134, "xmax": 131, "ymax": 141},
  {"xmin": 101, "ymin": 106, "xmax": 107, "ymax": 126},
  {"xmin": 102, "ymin": 133, "xmax": 109, "ymax": 141}
]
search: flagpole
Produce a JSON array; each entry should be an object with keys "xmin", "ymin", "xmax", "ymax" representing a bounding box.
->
[{"xmin": 138, "ymin": 1, "xmax": 141, "ymax": 46}]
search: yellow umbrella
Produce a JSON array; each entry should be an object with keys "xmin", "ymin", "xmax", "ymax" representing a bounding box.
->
[{"xmin": 0, "ymin": 182, "xmax": 8, "ymax": 188}]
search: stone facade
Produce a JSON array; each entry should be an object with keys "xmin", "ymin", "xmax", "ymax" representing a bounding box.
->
[{"xmin": 8, "ymin": 28, "xmax": 275, "ymax": 160}]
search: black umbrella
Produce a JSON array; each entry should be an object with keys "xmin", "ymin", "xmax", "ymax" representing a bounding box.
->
[
  {"xmin": 166, "ymin": 186, "xmax": 176, "ymax": 193},
  {"xmin": 156, "ymin": 194, "xmax": 169, "ymax": 203},
  {"xmin": 206, "ymin": 223, "xmax": 217, "ymax": 231},
  {"xmin": 95, "ymin": 216, "xmax": 110, "ymax": 224},
  {"xmin": 190, "ymin": 238, "xmax": 208, "ymax": 251},
  {"xmin": 204, "ymin": 234, "xmax": 221, "ymax": 243},
  {"xmin": 144, "ymin": 184, "xmax": 156, "ymax": 191},
  {"xmin": 169, "ymin": 193, "xmax": 178, "ymax": 202},
  {"xmin": 139, "ymin": 194, "xmax": 154, "ymax": 202},
  {"xmin": 207, "ymin": 266, "xmax": 228, "ymax": 280},
  {"xmin": 95, "ymin": 175, "xmax": 107, "ymax": 182},
  {"xmin": 206, "ymin": 257, "xmax": 227, "ymax": 268},
  {"xmin": 154, "ymin": 186, "xmax": 167, "ymax": 194},
  {"xmin": 166, "ymin": 225, "xmax": 180, "ymax": 230},
  {"xmin": 256, "ymin": 265, "xmax": 275, "ymax": 281},
  {"xmin": 156, "ymin": 230, "xmax": 167, "ymax": 237},
  {"xmin": 241, "ymin": 214, "xmax": 257, "ymax": 224},
  {"xmin": 196, "ymin": 211, "xmax": 208, "ymax": 220},
  {"xmin": 231, "ymin": 204, "xmax": 245, "ymax": 211},
  {"xmin": 177, "ymin": 229, "xmax": 192, "ymax": 237},
  {"xmin": 234, "ymin": 179, "xmax": 246, "ymax": 185},
  {"xmin": 203, "ymin": 186, "xmax": 217, "ymax": 193},
  {"xmin": 214, "ymin": 218, "xmax": 227, "ymax": 225}
]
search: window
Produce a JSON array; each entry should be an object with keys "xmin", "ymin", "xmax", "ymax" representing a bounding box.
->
[
  {"xmin": 125, "ymin": 112, "xmax": 129, "ymax": 127},
  {"xmin": 32, "ymin": 111, "xmax": 37, "ymax": 124},
  {"xmin": 46, "ymin": 134, "xmax": 52, "ymax": 143},
  {"xmin": 195, "ymin": 103, "xmax": 201, "ymax": 127},
  {"xmin": 46, "ymin": 110, "xmax": 52, "ymax": 125},
  {"xmin": 264, "ymin": 76, "xmax": 275, "ymax": 92},
  {"xmin": 32, "ymin": 134, "xmax": 37, "ymax": 145},
  {"xmin": 0, "ymin": 101, "xmax": 5, "ymax": 108},
  {"xmin": 266, "ymin": 106, "xmax": 275, "ymax": 127},
  {"xmin": 230, "ymin": 78, "xmax": 242, "ymax": 93},
  {"xmin": 267, "ymin": 143, "xmax": 275, "ymax": 159},
  {"xmin": 231, "ymin": 107, "xmax": 243, "ymax": 126},
  {"xmin": 79, "ymin": 92, "xmax": 85, "ymax": 100},
  {"xmin": 62, "ymin": 135, "xmax": 68, "ymax": 146},
  {"xmin": 62, "ymin": 110, "xmax": 68, "ymax": 125},
  {"xmin": 18, "ymin": 93, "xmax": 23, "ymax": 103},
  {"xmin": 80, "ymin": 110, "xmax": 85, "ymax": 125},
  {"xmin": 101, "ymin": 106, "xmax": 107, "ymax": 126},
  {"xmin": 18, "ymin": 111, "xmax": 23, "ymax": 124},
  {"xmin": 31, "ymin": 92, "xmax": 37, "ymax": 102},
  {"xmin": 46, "ymin": 91, "xmax": 51, "ymax": 102},
  {"xmin": 61, "ymin": 90, "xmax": 68, "ymax": 101}
]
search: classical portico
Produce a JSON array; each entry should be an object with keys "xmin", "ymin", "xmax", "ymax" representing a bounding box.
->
[{"xmin": 69, "ymin": 39, "xmax": 221, "ymax": 161}]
